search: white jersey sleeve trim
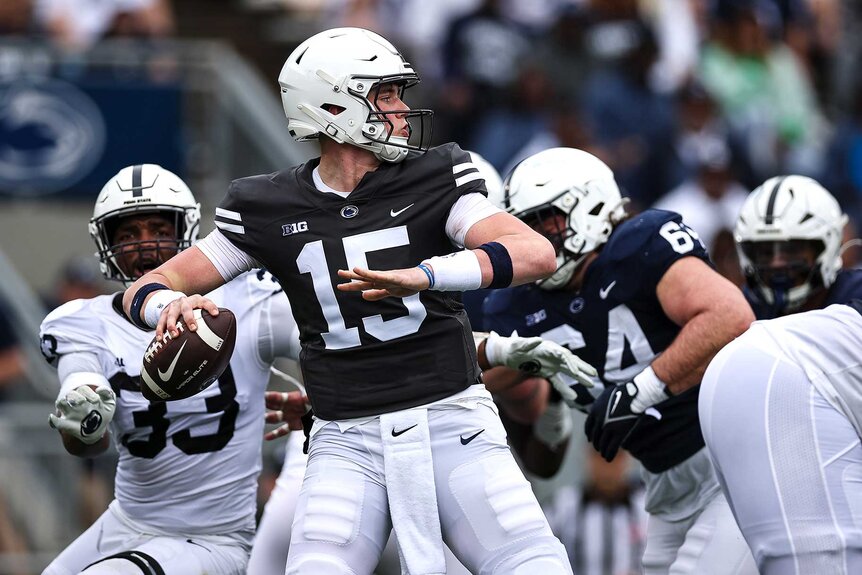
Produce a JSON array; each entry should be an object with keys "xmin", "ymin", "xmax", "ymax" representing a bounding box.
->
[
  {"xmin": 196, "ymin": 229, "xmax": 260, "ymax": 282},
  {"xmin": 56, "ymin": 352, "xmax": 110, "ymax": 398},
  {"xmin": 445, "ymin": 193, "xmax": 504, "ymax": 248}
]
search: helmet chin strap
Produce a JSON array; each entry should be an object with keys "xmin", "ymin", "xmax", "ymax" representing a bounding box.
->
[{"xmin": 538, "ymin": 252, "xmax": 586, "ymax": 291}]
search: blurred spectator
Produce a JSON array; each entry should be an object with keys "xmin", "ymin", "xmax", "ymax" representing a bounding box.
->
[
  {"xmin": 580, "ymin": 19, "xmax": 675, "ymax": 209},
  {"xmin": 438, "ymin": 0, "xmax": 531, "ymax": 144},
  {"xmin": 642, "ymin": 0, "xmax": 701, "ymax": 93},
  {"xmin": 0, "ymin": 0, "xmax": 34, "ymax": 35},
  {"xmin": 467, "ymin": 64, "xmax": 553, "ymax": 171},
  {"xmin": 698, "ymin": 0, "xmax": 827, "ymax": 180},
  {"xmin": 544, "ymin": 447, "xmax": 648, "ymax": 575},
  {"xmin": 43, "ymin": 255, "xmax": 110, "ymax": 311},
  {"xmin": 0, "ymin": 300, "xmax": 24, "ymax": 400},
  {"xmin": 529, "ymin": 5, "xmax": 593, "ymax": 108},
  {"xmin": 33, "ymin": 0, "xmax": 174, "ymax": 50},
  {"xmin": 653, "ymin": 135, "xmax": 748, "ymax": 253},
  {"xmin": 821, "ymin": 77, "xmax": 862, "ymax": 234},
  {"xmin": 501, "ymin": 102, "xmax": 600, "ymax": 179}
]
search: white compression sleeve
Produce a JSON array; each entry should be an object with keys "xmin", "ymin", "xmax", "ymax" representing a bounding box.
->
[
  {"xmin": 56, "ymin": 352, "xmax": 111, "ymax": 398},
  {"xmin": 445, "ymin": 193, "xmax": 503, "ymax": 248},
  {"xmin": 196, "ymin": 229, "xmax": 260, "ymax": 281}
]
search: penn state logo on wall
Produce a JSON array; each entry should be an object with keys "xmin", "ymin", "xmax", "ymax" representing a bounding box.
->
[{"xmin": 0, "ymin": 79, "xmax": 106, "ymax": 196}]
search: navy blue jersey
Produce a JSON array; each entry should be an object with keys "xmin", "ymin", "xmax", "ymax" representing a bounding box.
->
[
  {"xmin": 747, "ymin": 268, "xmax": 862, "ymax": 320},
  {"xmin": 484, "ymin": 210, "xmax": 710, "ymax": 473}
]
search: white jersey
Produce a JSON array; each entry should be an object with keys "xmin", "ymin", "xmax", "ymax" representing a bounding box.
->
[
  {"xmin": 40, "ymin": 271, "xmax": 300, "ymax": 536},
  {"xmin": 744, "ymin": 303, "xmax": 862, "ymax": 437}
]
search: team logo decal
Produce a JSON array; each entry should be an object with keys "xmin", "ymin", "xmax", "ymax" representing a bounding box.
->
[
  {"xmin": 569, "ymin": 297, "xmax": 585, "ymax": 314},
  {"xmin": 340, "ymin": 205, "xmax": 359, "ymax": 218},
  {"xmin": 0, "ymin": 79, "xmax": 106, "ymax": 196}
]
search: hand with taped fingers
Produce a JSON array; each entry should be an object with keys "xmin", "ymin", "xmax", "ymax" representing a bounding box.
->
[
  {"xmin": 336, "ymin": 266, "xmax": 429, "ymax": 300},
  {"xmin": 155, "ymin": 294, "xmax": 219, "ymax": 340},
  {"xmin": 264, "ymin": 390, "xmax": 310, "ymax": 441}
]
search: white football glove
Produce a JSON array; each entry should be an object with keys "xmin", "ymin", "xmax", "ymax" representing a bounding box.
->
[
  {"xmin": 484, "ymin": 331, "xmax": 598, "ymax": 408},
  {"xmin": 49, "ymin": 386, "xmax": 116, "ymax": 445}
]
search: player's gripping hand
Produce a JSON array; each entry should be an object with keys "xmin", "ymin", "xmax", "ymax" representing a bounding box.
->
[
  {"xmin": 484, "ymin": 331, "xmax": 598, "ymax": 408},
  {"xmin": 49, "ymin": 386, "xmax": 116, "ymax": 445},
  {"xmin": 584, "ymin": 382, "xmax": 641, "ymax": 461},
  {"xmin": 156, "ymin": 294, "xmax": 219, "ymax": 340},
  {"xmin": 336, "ymin": 266, "xmax": 429, "ymax": 301},
  {"xmin": 264, "ymin": 390, "xmax": 311, "ymax": 441},
  {"xmin": 586, "ymin": 366, "xmax": 671, "ymax": 461}
]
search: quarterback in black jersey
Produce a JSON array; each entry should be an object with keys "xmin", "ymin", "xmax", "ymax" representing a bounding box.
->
[
  {"xmin": 486, "ymin": 147, "xmax": 757, "ymax": 575},
  {"xmin": 124, "ymin": 27, "xmax": 576, "ymax": 575},
  {"xmin": 699, "ymin": 176, "xmax": 862, "ymax": 573}
]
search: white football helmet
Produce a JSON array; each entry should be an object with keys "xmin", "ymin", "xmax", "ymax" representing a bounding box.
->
[
  {"xmin": 278, "ymin": 27, "xmax": 433, "ymax": 163},
  {"xmin": 467, "ymin": 151, "xmax": 504, "ymax": 208},
  {"xmin": 735, "ymin": 175, "xmax": 847, "ymax": 314},
  {"xmin": 89, "ymin": 164, "xmax": 200, "ymax": 284},
  {"xmin": 504, "ymin": 148, "xmax": 628, "ymax": 290}
]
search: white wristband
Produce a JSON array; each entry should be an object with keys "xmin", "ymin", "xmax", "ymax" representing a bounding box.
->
[
  {"xmin": 421, "ymin": 250, "xmax": 483, "ymax": 291},
  {"xmin": 143, "ymin": 290, "xmax": 187, "ymax": 329},
  {"xmin": 533, "ymin": 400, "xmax": 572, "ymax": 449},
  {"xmin": 631, "ymin": 365, "xmax": 671, "ymax": 413}
]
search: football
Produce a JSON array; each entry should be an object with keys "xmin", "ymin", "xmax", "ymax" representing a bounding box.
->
[{"xmin": 140, "ymin": 308, "xmax": 236, "ymax": 401}]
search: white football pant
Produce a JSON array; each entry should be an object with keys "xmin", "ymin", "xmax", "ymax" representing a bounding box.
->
[
  {"xmin": 286, "ymin": 399, "xmax": 571, "ymax": 574},
  {"xmin": 42, "ymin": 501, "xmax": 249, "ymax": 575},
  {"xmin": 700, "ymin": 337, "xmax": 862, "ymax": 575}
]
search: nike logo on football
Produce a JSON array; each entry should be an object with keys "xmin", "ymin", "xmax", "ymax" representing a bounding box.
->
[
  {"xmin": 460, "ymin": 429, "xmax": 485, "ymax": 445},
  {"xmin": 157, "ymin": 340, "xmax": 188, "ymax": 382},
  {"xmin": 392, "ymin": 424, "xmax": 417, "ymax": 437},
  {"xmin": 599, "ymin": 281, "xmax": 617, "ymax": 300},
  {"xmin": 390, "ymin": 203, "xmax": 415, "ymax": 217}
]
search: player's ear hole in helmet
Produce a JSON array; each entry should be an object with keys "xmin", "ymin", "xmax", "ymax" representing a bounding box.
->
[
  {"xmin": 278, "ymin": 27, "xmax": 433, "ymax": 163},
  {"xmin": 89, "ymin": 164, "xmax": 201, "ymax": 285},
  {"xmin": 503, "ymin": 147, "xmax": 629, "ymax": 290}
]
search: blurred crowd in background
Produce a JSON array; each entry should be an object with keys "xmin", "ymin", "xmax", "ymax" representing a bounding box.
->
[{"xmin": 1, "ymin": 0, "xmax": 861, "ymax": 573}]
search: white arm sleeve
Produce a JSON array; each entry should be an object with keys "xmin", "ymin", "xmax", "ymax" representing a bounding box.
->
[
  {"xmin": 445, "ymin": 193, "xmax": 504, "ymax": 248},
  {"xmin": 195, "ymin": 229, "xmax": 261, "ymax": 281},
  {"xmin": 257, "ymin": 293, "xmax": 302, "ymax": 365},
  {"xmin": 56, "ymin": 352, "xmax": 111, "ymax": 399}
]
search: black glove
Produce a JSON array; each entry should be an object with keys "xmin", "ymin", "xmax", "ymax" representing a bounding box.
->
[{"xmin": 584, "ymin": 382, "xmax": 641, "ymax": 461}]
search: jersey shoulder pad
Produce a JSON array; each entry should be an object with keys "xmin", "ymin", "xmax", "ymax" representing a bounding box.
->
[
  {"xmin": 604, "ymin": 209, "xmax": 709, "ymax": 275},
  {"xmin": 825, "ymin": 269, "xmax": 862, "ymax": 306},
  {"xmin": 414, "ymin": 142, "xmax": 487, "ymax": 198},
  {"xmin": 40, "ymin": 297, "xmax": 112, "ymax": 365}
]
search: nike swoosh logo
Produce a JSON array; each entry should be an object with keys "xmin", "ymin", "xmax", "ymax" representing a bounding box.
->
[
  {"xmin": 609, "ymin": 390, "xmax": 622, "ymax": 414},
  {"xmin": 460, "ymin": 429, "xmax": 485, "ymax": 445},
  {"xmin": 157, "ymin": 340, "xmax": 188, "ymax": 382},
  {"xmin": 390, "ymin": 203, "xmax": 415, "ymax": 217},
  {"xmin": 392, "ymin": 424, "xmax": 417, "ymax": 437},
  {"xmin": 599, "ymin": 280, "xmax": 617, "ymax": 300}
]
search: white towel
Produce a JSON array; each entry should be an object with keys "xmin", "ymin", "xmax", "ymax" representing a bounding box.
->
[{"xmin": 379, "ymin": 408, "xmax": 446, "ymax": 575}]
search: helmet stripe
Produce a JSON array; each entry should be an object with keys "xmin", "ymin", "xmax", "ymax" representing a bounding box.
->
[
  {"xmin": 764, "ymin": 176, "xmax": 787, "ymax": 225},
  {"xmin": 131, "ymin": 164, "xmax": 144, "ymax": 197}
]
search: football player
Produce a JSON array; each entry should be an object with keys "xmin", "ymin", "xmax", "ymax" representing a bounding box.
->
[
  {"xmin": 699, "ymin": 176, "xmax": 862, "ymax": 573},
  {"xmin": 40, "ymin": 164, "xmax": 306, "ymax": 575},
  {"xmin": 483, "ymin": 147, "xmax": 758, "ymax": 574},
  {"xmin": 124, "ymin": 28, "xmax": 584, "ymax": 574}
]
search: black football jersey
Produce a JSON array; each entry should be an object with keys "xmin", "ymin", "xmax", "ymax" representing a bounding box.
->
[
  {"xmin": 484, "ymin": 210, "xmax": 711, "ymax": 473},
  {"xmin": 214, "ymin": 143, "xmax": 486, "ymax": 420}
]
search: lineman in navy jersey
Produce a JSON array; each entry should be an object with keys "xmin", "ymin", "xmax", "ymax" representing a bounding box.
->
[
  {"xmin": 699, "ymin": 176, "xmax": 862, "ymax": 573},
  {"xmin": 40, "ymin": 164, "xmax": 306, "ymax": 575},
  {"xmin": 487, "ymin": 147, "xmax": 756, "ymax": 575},
  {"xmin": 124, "ymin": 28, "xmax": 576, "ymax": 575}
]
